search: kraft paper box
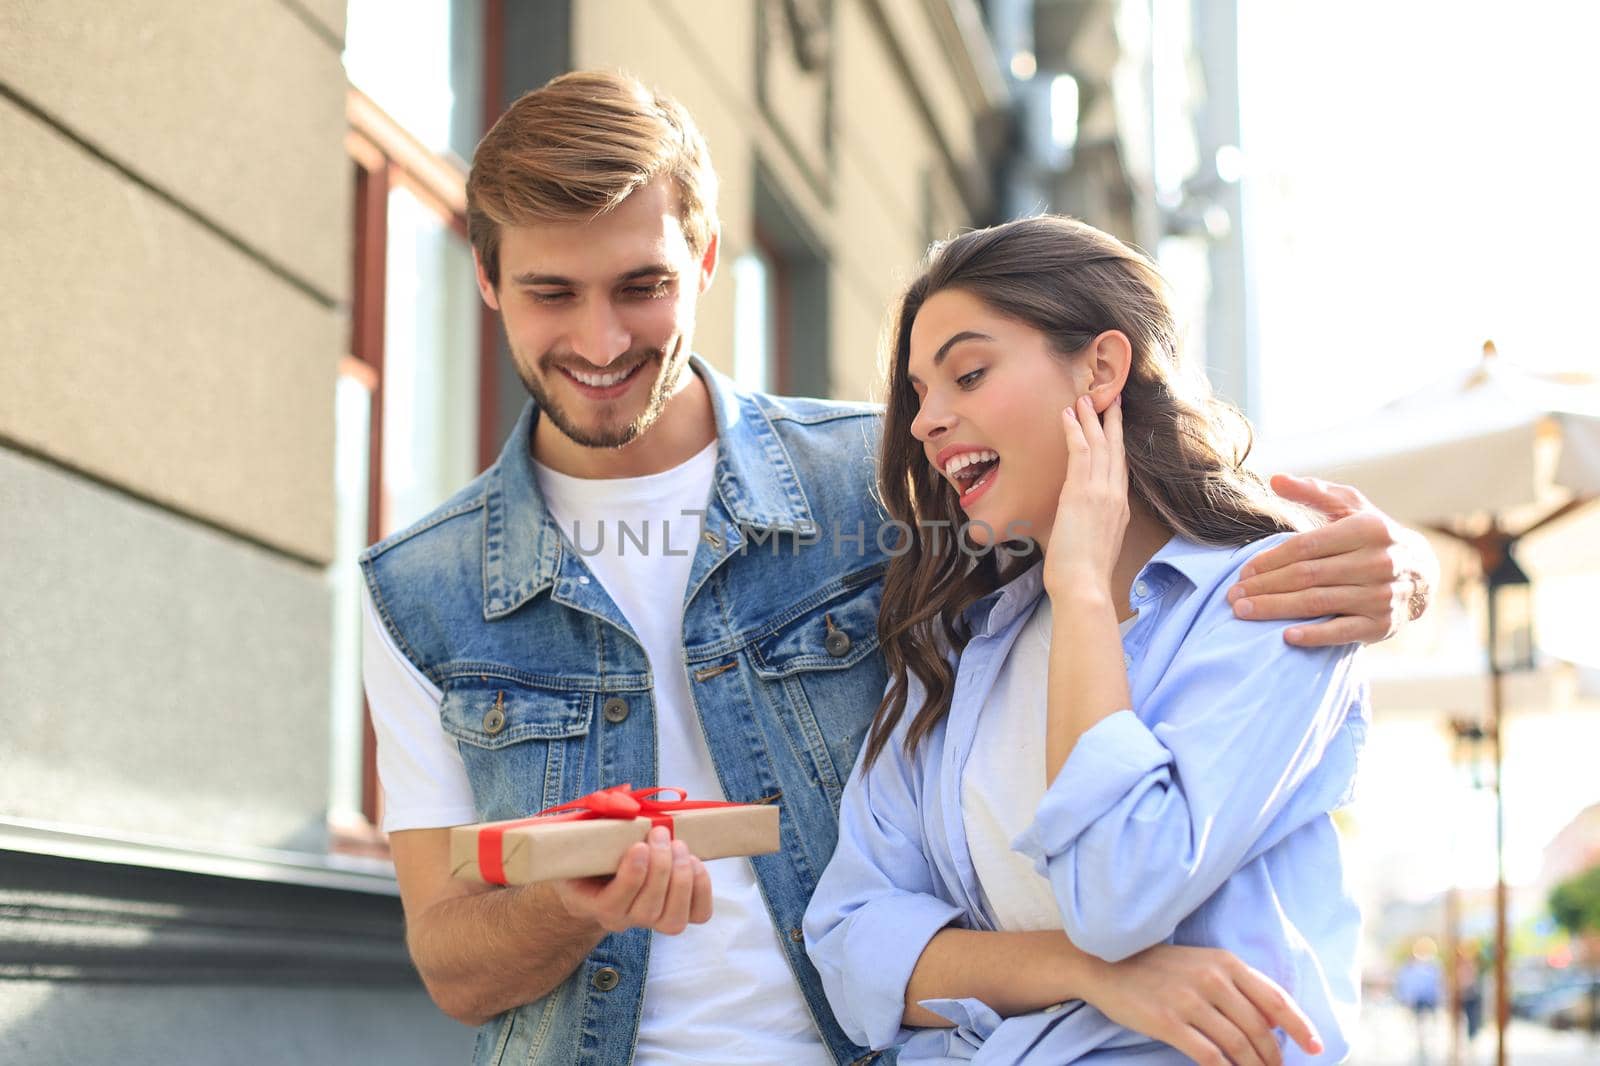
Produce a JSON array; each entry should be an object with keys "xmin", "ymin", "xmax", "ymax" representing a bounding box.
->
[{"xmin": 450, "ymin": 803, "xmax": 781, "ymax": 885}]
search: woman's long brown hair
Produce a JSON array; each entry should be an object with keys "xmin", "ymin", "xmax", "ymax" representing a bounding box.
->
[{"xmin": 864, "ymin": 215, "xmax": 1303, "ymax": 769}]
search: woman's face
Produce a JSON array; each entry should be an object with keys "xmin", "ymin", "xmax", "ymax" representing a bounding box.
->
[{"xmin": 906, "ymin": 288, "xmax": 1091, "ymax": 549}]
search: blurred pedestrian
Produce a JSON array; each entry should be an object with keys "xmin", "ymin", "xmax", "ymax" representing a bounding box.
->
[
  {"xmin": 1394, "ymin": 937, "xmax": 1443, "ymax": 1061},
  {"xmin": 1455, "ymin": 942, "xmax": 1484, "ymax": 1046}
]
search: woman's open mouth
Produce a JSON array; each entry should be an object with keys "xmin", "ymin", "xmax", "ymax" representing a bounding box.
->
[{"xmin": 945, "ymin": 450, "xmax": 1000, "ymax": 510}]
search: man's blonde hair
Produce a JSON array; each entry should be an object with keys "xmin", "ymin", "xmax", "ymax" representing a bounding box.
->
[{"xmin": 467, "ymin": 70, "xmax": 719, "ymax": 288}]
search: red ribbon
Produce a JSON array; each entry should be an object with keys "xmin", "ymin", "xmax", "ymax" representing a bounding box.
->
[{"xmin": 476, "ymin": 784, "xmax": 744, "ymax": 885}]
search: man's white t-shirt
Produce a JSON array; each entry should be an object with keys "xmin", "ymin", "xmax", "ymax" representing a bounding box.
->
[
  {"xmin": 960, "ymin": 596, "xmax": 1138, "ymax": 932},
  {"xmin": 362, "ymin": 441, "xmax": 829, "ymax": 1064}
]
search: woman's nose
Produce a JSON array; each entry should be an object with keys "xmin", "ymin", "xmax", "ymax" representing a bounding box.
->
[{"xmin": 911, "ymin": 401, "xmax": 954, "ymax": 442}]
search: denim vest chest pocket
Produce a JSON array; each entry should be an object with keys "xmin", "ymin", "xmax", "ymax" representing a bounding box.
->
[
  {"xmin": 440, "ymin": 677, "xmax": 592, "ymax": 819},
  {"xmin": 748, "ymin": 570, "xmax": 887, "ymax": 802}
]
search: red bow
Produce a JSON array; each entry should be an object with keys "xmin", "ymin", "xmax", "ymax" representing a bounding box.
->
[{"xmin": 477, "ymin": 784, "xmax": 742, "ymax": 885}]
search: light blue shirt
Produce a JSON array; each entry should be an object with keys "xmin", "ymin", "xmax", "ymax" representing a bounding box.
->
[{"xmin": 803, "ymin": 534, "xmax": 1368, "ymax": 1064}]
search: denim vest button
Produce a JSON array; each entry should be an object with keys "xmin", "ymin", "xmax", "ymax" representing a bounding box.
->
[
  {"xmin": 591, "ymin": 966, "xmax": 620, "ymax": 992},
  {"xmin": 825, "ymin": 629, "xmax": 852, "ymax": 658},
  {"xmin": 482, "ymin": 706, "xmax": 506, "ymax": 735},
  {"xmin": 702, "ymin": 530, "xmax": 723, "ymax": 550},
  {"xmin": 788, "ymin": 927, "xmax": 804, "ymax": 943},
  {"xmin": 602, "ymin": 697, "xmax": 629, "ymax": 724}
]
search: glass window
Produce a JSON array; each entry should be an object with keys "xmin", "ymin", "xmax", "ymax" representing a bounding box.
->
[
  {"xmin": 380, "ymin": 185, "xmax": 481, "ymax": 533},
  {"xmin": 733, "ymin": 248, "xmax": 776, "ymax": 394},
  {"xmin": 342, "ymin": 0, "xmax": 485, "ymax": 162}
]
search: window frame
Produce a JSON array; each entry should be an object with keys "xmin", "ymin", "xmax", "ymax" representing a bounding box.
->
[{"xmin": 336, "ymin": 85, "xmax": 501, "ymax": 853}]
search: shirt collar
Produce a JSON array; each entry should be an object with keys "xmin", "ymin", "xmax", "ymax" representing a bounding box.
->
[
  {"xmin": 480, "ymin": 354, "xmax": 815, "ymax": 619},
  {"xmin": 1137, "ymin": 534, "xmax": 1243, "ymax": 593}
]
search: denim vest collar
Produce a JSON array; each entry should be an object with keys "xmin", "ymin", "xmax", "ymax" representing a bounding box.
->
[{"xmin": 482, "ymin": 355, "xmax": 817, "ymax": 621}]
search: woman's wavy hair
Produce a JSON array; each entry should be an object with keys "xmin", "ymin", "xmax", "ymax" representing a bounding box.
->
[{"xmin": 863, "ymin": 214, "xmax": 1302, "ymax": 769}]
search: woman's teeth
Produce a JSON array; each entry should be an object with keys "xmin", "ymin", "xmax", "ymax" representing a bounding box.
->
[{"xmin": 944, "ymin": 449, "xmax": 999, "ymax": 481}]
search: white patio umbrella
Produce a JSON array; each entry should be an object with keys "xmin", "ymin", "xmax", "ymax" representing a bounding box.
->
[
  {"xmin": 1255, "ymin": 343, "xmax": 1600, "ymax": 1066},
  {"xmin": 1255, "ymin": 343, "xmax": 1600, "ymax": 532}
]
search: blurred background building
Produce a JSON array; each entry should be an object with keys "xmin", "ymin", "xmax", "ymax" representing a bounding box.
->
[{"xmin": 4, "ymin": 1, "xmax": 1597, "ymax": 1063}]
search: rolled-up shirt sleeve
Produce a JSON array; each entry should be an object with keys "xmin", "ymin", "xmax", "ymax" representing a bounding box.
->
[
  {"xmin": 1015, "ymin": 608, "xmax": 1364, "ymax": 963},
  {"xmin": 803, "ymin": 686, "xmax": 964, "ymax": 1051}
]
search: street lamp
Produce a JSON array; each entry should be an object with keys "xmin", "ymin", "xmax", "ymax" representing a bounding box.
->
[{"xmin": 1486, "ymin": 548, "xmax": 1534, "ymax": 674}]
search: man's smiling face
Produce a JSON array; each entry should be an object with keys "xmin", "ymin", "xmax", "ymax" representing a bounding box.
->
[{"xmin": 477, "ymin": 176, "xmax": 717, "ymax": 450}]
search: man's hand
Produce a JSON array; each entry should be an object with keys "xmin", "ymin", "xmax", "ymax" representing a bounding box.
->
[
  {"xmin": 391, "ymin": 824, "xmax": 710, "ymax": 1028},
  {"xmin": 1228, "ymin": 475, "xmax": 1438, "ymax": 647},
  {"xmin": 553, "ymin": 826, "xmax": 714, "ymax": 935}
]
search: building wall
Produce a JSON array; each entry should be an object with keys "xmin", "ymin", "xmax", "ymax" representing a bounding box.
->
[
  {"xmin": 563, "ymin": 0, "xmax": 1003, "ymax": 405},
  {"xmin": 0, "ymin": 0, "xmax": 345, "ymax": 852},
  {"xmin": 0, "ymin": 2, "xmax": 468, "ymax": 1061}
]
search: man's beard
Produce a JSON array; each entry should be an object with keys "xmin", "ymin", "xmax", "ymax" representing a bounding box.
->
[{"xmin": 513, "ymin": 341, "xmax": 685, "ymax": 449}]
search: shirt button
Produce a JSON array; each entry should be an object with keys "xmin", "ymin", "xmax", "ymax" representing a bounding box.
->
[
  {"xmin": 482, "ymin": 694, "xmax": 507, "ymax": 735},
  {"xmin": 1122, "ymin": 653, "xmax": 1133, "ymax": 669},
  {"xmin": 577, "ymin": 575, "xmax": 590, "ymax": 585},
  {"xmin": 591, "ymin": 966, "xmax": 621, "ymax": 992},
  {"xmin": 1043, "ymin": 1001, "xmax": 1064, "ymax": 1014},
  {"xmin": 1134, "ymin": 579, "xmax": 1150, "ymax": 598},
  {"xmin": 602, "ymin": 697, "xmax": 630, "ymax": 724}
]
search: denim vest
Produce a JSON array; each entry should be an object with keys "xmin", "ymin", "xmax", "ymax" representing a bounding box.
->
[{"xmin": 361, "ymin": 357, "xmax": 890, "ymax": 1066}]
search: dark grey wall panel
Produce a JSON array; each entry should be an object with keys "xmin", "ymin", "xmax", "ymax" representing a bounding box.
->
[{"xmin": 0, "ymin": 448, "xmax": 333, "ymax": 856}]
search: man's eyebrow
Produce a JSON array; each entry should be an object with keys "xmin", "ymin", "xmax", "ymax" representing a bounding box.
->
[
  {"xmin": 511, "ymin": 264, "xmax": 678, "ymax": 287},
  {"xmin": 907, "ymin": 331, "xmax": 995, "ymax": 385}
]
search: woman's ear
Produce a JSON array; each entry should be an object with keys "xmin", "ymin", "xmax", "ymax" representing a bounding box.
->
[{"xmin": 1084, "ymin": 330, "xmax": 1133, "ymax": 412}]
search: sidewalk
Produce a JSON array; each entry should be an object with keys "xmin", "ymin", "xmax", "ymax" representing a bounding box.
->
[{"xmin": 1353, "ymin": 1000, "xmax": 1599, "ymax": 1065}]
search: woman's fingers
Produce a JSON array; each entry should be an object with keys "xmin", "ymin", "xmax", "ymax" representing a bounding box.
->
[
  {"xmin": 1192, "ymin": 1003, "xmax": 1270, "ymax": 1066},
  {"xmin": 1204, "ymin": 983, "xmax": 1283, "ymax": 1066},
  {"xmin": 1170, "ymin": 1024, "xmax": 1233, "ymax": 1066},
  {"xmin": 1105, "ymin": 394, "xmax": 1126, "ymax": 487},
  {"xmin": 1234, "ymin": 964, "xmax": 1323, "ymax": 1055},
  {"xmin": 1061, "ymin": 405, "xmax": 1089, "ymax": 481},
  {"xmin": 1076, "ymin": 394, "xmax": 1108, "ymax": 479}
]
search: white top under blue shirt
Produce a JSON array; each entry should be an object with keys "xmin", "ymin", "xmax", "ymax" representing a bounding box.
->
[{"xmin": 802, "ymin": 534, "xmax": 1370, "ymax": 1064}]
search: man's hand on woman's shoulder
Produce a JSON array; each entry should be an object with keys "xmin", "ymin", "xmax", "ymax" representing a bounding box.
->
[{"xmin": 1227, "ymin": 474, "xmax": 1438, "ymax": 647}]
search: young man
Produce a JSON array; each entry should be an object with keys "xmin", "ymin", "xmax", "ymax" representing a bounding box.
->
[{"xmin": 360, "ymin": 71, "xmax": 1435, "ymax": 1065}]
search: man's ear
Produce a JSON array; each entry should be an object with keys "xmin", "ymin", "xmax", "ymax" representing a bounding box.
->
[
  {"xmin": 697, "ymin": 226, "xmax": 721, "ymax": 293},
  {"xmin": 473, "ymin": 248, "xmax": 501, "ymax": 311},
  {"xmin": 1084, "ymin": 330, "xmax": 1133, "ymax": 412}
]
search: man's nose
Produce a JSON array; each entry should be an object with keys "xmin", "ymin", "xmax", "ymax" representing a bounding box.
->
[{"xmin": 572, "ymin": 299, "xmax": 631, "ymax": 367}]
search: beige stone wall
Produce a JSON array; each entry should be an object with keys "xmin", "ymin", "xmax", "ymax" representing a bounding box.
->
[
  {"xmin": 0, "ymin": 0, "xmax": 349, "ymax": 563},
  {"xmin": 570, "ymin": 0, "xmax": 1002, "ymax": 404},
  {"xmin": 0, "ymin": 0, "xmax": 350, "ymax": 851}
]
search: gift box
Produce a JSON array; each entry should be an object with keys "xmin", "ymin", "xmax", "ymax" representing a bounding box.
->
[{"xmin": 450, "ymin": 785, "xmax": 781, "ymax": 885}]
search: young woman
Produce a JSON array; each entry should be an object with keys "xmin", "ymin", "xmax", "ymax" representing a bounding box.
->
[{"xmin": 804, "ymin": 216, "xmax": 1366, "ymax": 1064}]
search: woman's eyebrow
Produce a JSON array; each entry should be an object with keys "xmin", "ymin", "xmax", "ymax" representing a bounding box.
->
[
  {"xmin": 908, "ymin": 331, "xmax": 995, "ymax": 386},
  {"xmin": 933, "ymin": 331, "xmax": 994, "ymax": 366}
]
